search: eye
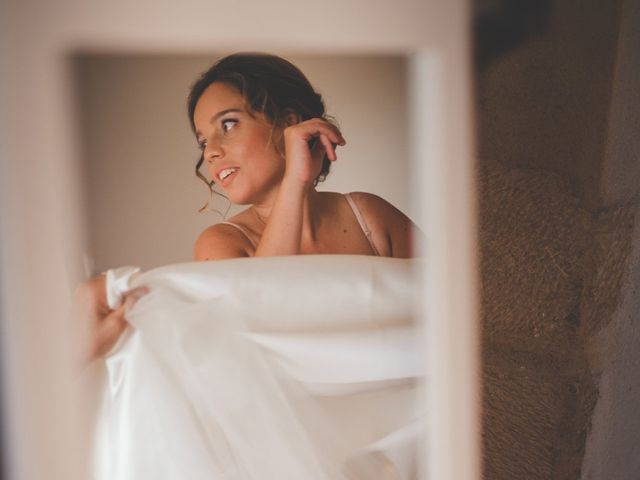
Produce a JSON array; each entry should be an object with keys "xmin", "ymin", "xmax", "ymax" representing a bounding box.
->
[
  {"xmin": 221, "ymin": 119, "xmax": 238, "ymax": 133},
  {"xmin": 197, "ymin": 138, "xmax": 207, "ymax": 151}
]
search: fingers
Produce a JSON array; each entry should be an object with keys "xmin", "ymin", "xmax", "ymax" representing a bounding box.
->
[
  {"xmin": 74, "ymin": 274, "xmax": 108, "ymax": 315},
  {"xmin": 123, "ymin": 286, "xmax": 150, "ymax": 311},
  {"xmin": 285, "ymin": 118, "xmax": 346, "ymax": 147},
  {"xmin": 295, "ymin": 119, "xmax": 346, "ymax": 163},
  {"xmin": 86, "ymin": 285, "xmax": 149, "ymax": 361},
  {"xmin": 317, "ymin": 134, "xmax": 337, "ymax": 162},
  {"xmin": 90, "ymin": 302, "xmax": 129, "ymax": 359},
  {"xmin": 313, "ymin": 120, "xmax": 345, "ymax": 147},
  {"xmin": 282, "ymin": 118, "xmax": 346, "ymax": 185}
]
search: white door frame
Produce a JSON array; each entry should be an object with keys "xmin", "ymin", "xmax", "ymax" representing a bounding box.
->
[{"xmin": 0, "ymin": 1, "xmax": 479, "ymax": 479}]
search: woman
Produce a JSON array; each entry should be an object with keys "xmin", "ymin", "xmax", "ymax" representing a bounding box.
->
[
  {"xmin": 78, "ymin": 53, "xmax": 418, "ymax": 362},
  {"xmin": 190, "ymin": 53, "xmax": 415, "ymax": 260}
]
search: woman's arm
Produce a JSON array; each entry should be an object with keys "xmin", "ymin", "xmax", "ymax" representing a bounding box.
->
[
  {"xmin": 193, "ymin": 224, "xmax": 253, "ymax": 260},
  {"xmin": 252, "ymin": 119, "xmax": 344, "ymax": 257}
]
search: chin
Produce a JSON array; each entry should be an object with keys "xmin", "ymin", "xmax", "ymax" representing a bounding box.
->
[{"xmin": 226, "ymin": 189, "xmax": 257, "ymax": 206}]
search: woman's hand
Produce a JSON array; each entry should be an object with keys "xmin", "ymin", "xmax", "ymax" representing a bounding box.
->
[
  {"xmin": 282, "ymin": 118, "xmax": 346, "ymax": 187},
  {"xmin": 73, "ymin": 275, "xmax": 148, "ymax": 364}
]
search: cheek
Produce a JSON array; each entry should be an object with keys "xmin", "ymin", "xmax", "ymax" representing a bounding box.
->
[
  {"xmin": 269, "ymin": 129, "xmax": 286, "ymax": 158},
  {"xmin": 245, "ymin": 133, "xmax": 281, "ymax": 162},
  {"xmin": 254, "ymin": 122, "xmax": 282, "ymax": 153},
  {"xmin": 261, "ymin": 131, "xmax": 286, "ymax": 162}
]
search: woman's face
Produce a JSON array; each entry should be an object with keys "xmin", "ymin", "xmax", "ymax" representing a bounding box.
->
[{"xmin": 193, "ymin": 82, "xmax": 285, "ymax": 205}]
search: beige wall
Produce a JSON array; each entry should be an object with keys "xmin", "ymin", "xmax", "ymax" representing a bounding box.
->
[{"xmin": 76, "ymin": 54, "xmax": 409, "ymax": 272}]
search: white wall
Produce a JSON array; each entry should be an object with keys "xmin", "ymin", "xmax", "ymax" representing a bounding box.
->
[{"xmin": 76, "ymin": 54, "xmax": 409, "ymax": 272}]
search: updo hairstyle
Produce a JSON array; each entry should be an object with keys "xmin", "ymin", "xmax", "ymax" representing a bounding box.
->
[{"xmin": 187, "ymin": 52, "xmax": 336, "ymax": 192}]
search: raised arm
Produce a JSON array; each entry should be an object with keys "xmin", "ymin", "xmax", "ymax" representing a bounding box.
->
[{"xmin": 253, "ymin": 119, "xmax": 345, "ymax": 256}]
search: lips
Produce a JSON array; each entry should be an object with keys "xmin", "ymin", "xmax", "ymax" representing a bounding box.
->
[{"xmin": 215, "ymin": 166, "xmax": 239, "ymax": 186}]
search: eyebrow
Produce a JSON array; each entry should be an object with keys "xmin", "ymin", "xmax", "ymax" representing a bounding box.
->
[{"xmin": 195, "ymin": 108, "xmax": 242, "ymax": 137}]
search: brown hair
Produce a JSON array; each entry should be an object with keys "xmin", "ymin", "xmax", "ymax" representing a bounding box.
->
[{"xmin": 187, "ymin": 52, "xmax": 336, "ymax": 197}]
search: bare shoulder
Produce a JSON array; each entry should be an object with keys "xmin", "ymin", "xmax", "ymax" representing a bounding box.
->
[
  {"xmin": 349, "ymin": 191, "xmax": 418, "ymax": 258},
  {"xmin": 193, "ymin": 222, "xmax": 253, "ymax": 261},
  {"xmin": 348, "ymin": 191, "xmax": 410, "ymax": 226},
  {"xmin": 349, "ymin": 191, "xmax": 397, "ymax": 212}
]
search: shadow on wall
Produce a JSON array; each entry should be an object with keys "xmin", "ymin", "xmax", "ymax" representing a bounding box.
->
[{"xmin": 474, "ymin": 0, "xmax": 551, "ymax": 70}]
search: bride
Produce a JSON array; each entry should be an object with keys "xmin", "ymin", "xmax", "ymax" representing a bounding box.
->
[
  {"xmin": 78, "ymin": 53, "xmax": 422, "ymax": 480},
  {"xmin": 78, "ymin": 52, "xmax": 419, "ymax": 362},
  {"xmin": 188, "ymin": 53, "xmax": 415, "ymax": 260}
]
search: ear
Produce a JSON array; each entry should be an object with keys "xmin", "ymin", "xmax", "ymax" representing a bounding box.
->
[{"xmin": 283, "ymin": 109, "xmax": 301, "ymax": 127}]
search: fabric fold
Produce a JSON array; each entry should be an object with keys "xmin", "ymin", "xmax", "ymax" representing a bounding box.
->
[{"xmin": 94, "ymin": 255, "xmax": 424, "ymax": 480}]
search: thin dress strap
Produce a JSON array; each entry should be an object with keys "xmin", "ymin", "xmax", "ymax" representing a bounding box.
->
[
  {"xmin": 344, "ymin": 193, "xmax": 381, "ymax": 257},
  {"xmin": 220, "ymin": 221, "xmax": 258, "ymax": 249}
]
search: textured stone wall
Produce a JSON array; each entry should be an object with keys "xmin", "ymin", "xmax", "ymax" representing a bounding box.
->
[
  {"xmin": 474, "ymin": 1, "xmax": 639, "ymax": 478},
  {"xmin": 478, "ymin": 159, "xmax": 635, "ymax": 479}
]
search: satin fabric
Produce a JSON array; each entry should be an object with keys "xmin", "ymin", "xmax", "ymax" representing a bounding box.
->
[{"xmin": 94, "ymin": 255, "xmax": 424, "ymax": 480}]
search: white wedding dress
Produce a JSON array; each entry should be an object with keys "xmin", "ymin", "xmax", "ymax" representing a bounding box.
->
[{"xmin": 93, "ymin": 255, "xmax": 424, "ymax": 480}]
